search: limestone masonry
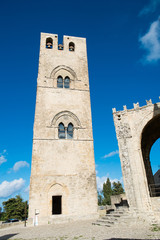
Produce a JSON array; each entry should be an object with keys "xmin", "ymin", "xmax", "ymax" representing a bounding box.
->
[
  {"xmin": 29, "ymin": 33, "xmax": 98, "ymax": 225},
  {"xmin": 113, "ymin": 99, "xmax": 160, "ymax": 223}
]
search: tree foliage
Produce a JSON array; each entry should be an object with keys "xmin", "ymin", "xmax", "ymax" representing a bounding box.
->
[
  {"xmin": 0, "ymin": 207, "xmax": 4, "ymax": 221},
  {"xmin": 98, "ymin": 178, "xmax": 124, "ymax": 205},
  {"xmin": 102, "ymin": 178, "xmax": 112, "ymax": 205},
  {"xmin": 2, "ymin": 195, "xmax": 28, "ymax": 220},
  {"xmin": 112, "ymin": 181, "xmax": 124, "ymax": 195}
]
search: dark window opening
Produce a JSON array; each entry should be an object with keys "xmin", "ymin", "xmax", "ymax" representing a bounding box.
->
[
  {"xmin": 69, "ymin": 42, "xmax": 75, "ymax": 51},
  {"xmin": 58, "ymin": 123, "xmax": 65, "ymax": 139},
  {"xmin": 46, "ymin": 38, "xmax": 53, "ymax": 49},
  {"xmin": 52, "ymin": 196, "xmax": 62, "ymax": 215},
  {"xmin": 67, "ymin": 123, "xmax": 73, "ymax": 139},
  {"xmin": 57, "ymin": 76, "xmax": 63, "ymax": 88},
  {"xmin": 64, "ymin": 76, "xmax": 70, "ymax": 89}
]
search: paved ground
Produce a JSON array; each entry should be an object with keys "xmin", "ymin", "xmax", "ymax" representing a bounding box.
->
[{"xmin": 0, "ymin": 220, "xmax": 160, "ymax": 240}]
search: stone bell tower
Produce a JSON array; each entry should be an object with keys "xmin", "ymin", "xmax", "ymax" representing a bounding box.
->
[{"xmin": 29, "ymin": 33, "xmax": 98, "ymax": 225}]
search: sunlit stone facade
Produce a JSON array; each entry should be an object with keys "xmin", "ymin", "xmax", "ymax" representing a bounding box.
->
[{"xmin": 29, "ymin": 33, "xmax": 98, "ymax": 225}]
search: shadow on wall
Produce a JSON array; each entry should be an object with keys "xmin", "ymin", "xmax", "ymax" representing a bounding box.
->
[{"xmin": 0, "ymin": 234, "xmax": 18, "ymax": 240}]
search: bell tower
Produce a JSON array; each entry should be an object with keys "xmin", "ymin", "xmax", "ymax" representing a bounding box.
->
[{"xmin": 29, "ymin": 33, "xmax": 98, "ymax": 225}]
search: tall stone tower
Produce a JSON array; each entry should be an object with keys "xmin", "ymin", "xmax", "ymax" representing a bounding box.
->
[{"xmin": 29, "ymin": 33, "xmax": 98, "ymax": 225}]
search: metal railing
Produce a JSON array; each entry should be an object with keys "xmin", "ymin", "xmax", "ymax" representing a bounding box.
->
[{"xmin": 149, "ymin": 183, "xmax": 160, "ymax": 197}]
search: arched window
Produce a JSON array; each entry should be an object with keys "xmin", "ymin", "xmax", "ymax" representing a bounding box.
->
[
  {"xmin": 46, "ymin": 38, "xmax": 53, "ymax": 49},
  {"xmin": 58, "ymin": 123, "xmax": 65, "ymax": 139},
  {"xmin": 64, "ymin": 77, "xmax": 70, "ymax": 89},
  {"xmin": 67, "ymin": 123, "xmax": 73, "ymax": 139},
  {"xmin": 69, "ymin": 42, "xmax": 75, "ymax": 51},
  {"xmin": 57, "ymin": 76, "xmax": 63, "ymax": 88}
]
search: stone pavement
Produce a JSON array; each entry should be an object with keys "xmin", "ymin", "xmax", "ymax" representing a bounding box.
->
[{"xmin": 0, "ymin": 220, "xmax": 160, "ymax": 240}]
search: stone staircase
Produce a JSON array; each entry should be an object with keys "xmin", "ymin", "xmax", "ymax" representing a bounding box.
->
[
  {"xmin": 93, "ymin": 207, "xmax": 160, "ymax": 227},
  {"xmin": 93, "ymin": 209, "xmax": 133, "ymax": 227}
]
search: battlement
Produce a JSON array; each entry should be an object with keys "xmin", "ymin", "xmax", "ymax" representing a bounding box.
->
[
  {"xmin": 40, "ymin": 32, "xmax": 86, "ymax": 53},
  {"xmin": 112, "ymin": 97, "xmax": 160, "ymax": 114}
]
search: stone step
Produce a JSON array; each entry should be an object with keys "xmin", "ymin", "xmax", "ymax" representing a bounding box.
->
[
  {"xmin": 97, "ymin": 219, "xmax": 115, "ymax": 224},
  {"xmin": 106, "ymin": 214, "xmax": 124, "ymax": 218},
  {"xmin": 92, "ymin": 222, "xmax": 112, "ymax": 227},
  {"xmin": 102, "ymin": 216, "xmax": 119, "ymax": 221},
  {"xmin": 109, "ymin": 210, "xmax": 129, "ymax": 215},
  {"xmin": 92, "ymin": 209, "xmax": 132, "ymax": 227}
]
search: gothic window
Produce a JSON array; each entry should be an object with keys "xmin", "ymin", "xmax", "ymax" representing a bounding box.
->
[
  {"xmin": 69, "ymin": 42, "xmax": 75, "ymax": 51},
  {"xmin": 67, "ymin": 123, "xmax": 73, "ymax": 139},
  {"xmin": 58, "ymin": 122, "xmax": 74, "ymax": 139},
  {"xmin": 64, "ymin": 77, "xmax": 70, "ymax": 89},
  {"xmin": 57, "ymin": 76, "xmax": 63, "ymax": 88},
  {"xmin": 46, "ymin": 38, "xmax": 53, "ymax": 49},
  {"xmin": 58, "ymin": 123, "xmax": 65, "ymax": 139}
]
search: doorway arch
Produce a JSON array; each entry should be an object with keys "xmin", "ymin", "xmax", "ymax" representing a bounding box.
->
[{"xmin": 141, "ymin": 114, "xmax": 160, "ymax": 197}]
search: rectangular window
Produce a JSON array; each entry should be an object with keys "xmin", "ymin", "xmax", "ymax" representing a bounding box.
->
[{"xmin": 52, "ymin": 195, "xmax": 62, "ymax": 215}]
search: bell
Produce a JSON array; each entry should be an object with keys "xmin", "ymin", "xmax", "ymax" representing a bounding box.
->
[
  {"xmin": 58, "ymin": 44, "xmax": 63, "ymax": 50},
  {"xmin": 69, "ymin": 46, "xmax": 74, "ymax": 51},
  {"xmin": 47, "ymin": 42, "xmax": 52, "ymax": 48}
]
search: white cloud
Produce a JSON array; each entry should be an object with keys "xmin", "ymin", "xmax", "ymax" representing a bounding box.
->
[
  {"xmin": 96, "ymin": 175, "xmax": 108, "ymax": 191},
  {"xmin": 139, "ymin": 0, "xmax": 160, "ymax": 16},
  {"xmin": 24, "ymin": 185, "xmax": 30, "ymax": 193},
  {"xmin": 13, "ymin": 161, "xmax": 30, "ymax": 172},
  {"xmin": 0, "ymin": 156, "xmax": 7, "ymax": 166},
  {"xmin": 102, "ymin": 150, "xmax": 119, "ymax": 159},
  {"xmin": 0, "ymin": 178, "xmax": 25, "ymax": 198},
  {"xmin": 96, "ymin": 175, "xmax": 123, "ymax": 191},
  {"xmin": 0, "ymin": 149, "xmax": 7, "ymax": 166},
  {"xmin": 139, "ymin": 18, "xmax": 160, "ymax": 63}
]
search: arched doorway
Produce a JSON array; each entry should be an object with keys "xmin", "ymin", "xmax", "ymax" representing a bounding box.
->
[{"xmin": 141, "ymin": 114, "xmax": 160, "ymax": 197}]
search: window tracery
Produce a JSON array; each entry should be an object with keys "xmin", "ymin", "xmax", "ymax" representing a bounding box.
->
[
  {"xmin": 58, "ymin": 122, "xmax": 74, "ymax": 139},
  {"xmin": 57, "ymin": 76, "xmax": 70, "ymax": 89}
]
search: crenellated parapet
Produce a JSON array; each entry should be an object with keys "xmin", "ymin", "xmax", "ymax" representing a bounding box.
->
[{"xmin": 112, "ymin": 97, "xmax": 160, "ymax": 114}]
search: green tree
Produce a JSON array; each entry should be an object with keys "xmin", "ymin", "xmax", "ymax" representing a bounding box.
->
[
  {"xmin": 102, "ymin": 178, "xmax": 112, "ymax": 205},
  {"xmin": 112, "ymin": 181, "xmax": 124, "ymax": 195},
  {"xmin": 2, "ymin": 195, "xmax": 28, "ymax": 220}
]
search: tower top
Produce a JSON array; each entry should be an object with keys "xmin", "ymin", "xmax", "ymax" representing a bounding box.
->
[{"xmin": 40, "ymin": 32, "xmax": 86, "ymax": 54}]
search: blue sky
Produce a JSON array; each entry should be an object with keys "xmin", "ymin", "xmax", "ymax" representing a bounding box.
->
[{"xmin": 0, "ymin": 0, "xmax": 160, "ymax": 207}]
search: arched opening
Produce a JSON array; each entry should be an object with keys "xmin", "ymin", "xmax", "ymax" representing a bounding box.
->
[
  {"xmin": 57, "ymin": 76, "xmax": 63, "ymax": 88},
  {"xmin": 64, "ymin": 76, "xmax": 70, "ymax": 89},
  {"xmin": 150, "ymin": 139, "xmax": 160, "ymax": 196},
  {"xmin": 58, "ymin": 44, "xmax": 63, "ymax": 50},
  {"xmin": 67, "ymin": 123, "xmax": 73, "ymax": 139},
  {"xmin": 46, "ymin": 38, "xmax": 53, "ymax": 49},
  {"xmin": 141, "ymin": 114, "xmax": 160, "ymax": 197},
  {"xmin": 58, "ymin": 123, "xmax": 65, "ymax": 139},
  {"xmin": 69, "ymin": 42, "xmax": 75, "ymax": 51}
]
